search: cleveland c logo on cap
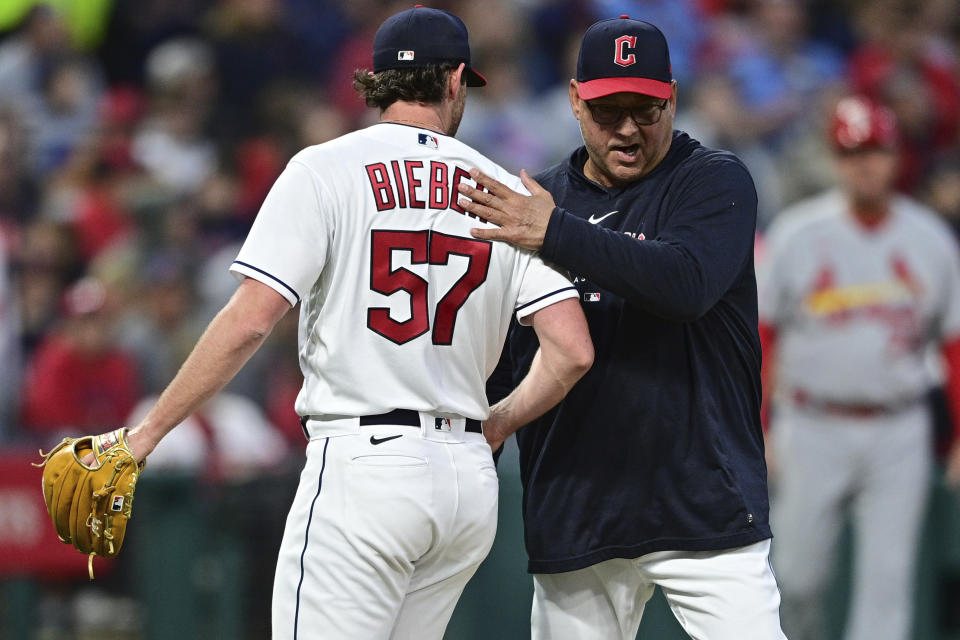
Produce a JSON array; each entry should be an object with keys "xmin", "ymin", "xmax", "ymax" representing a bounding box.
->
[{"xmin": 614, "ymin": 35, "xmax": 637, "ymax": 67}]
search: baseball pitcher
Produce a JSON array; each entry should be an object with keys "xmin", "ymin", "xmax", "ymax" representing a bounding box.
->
[{"xmin": 37, "ymin": 7, "xmax": 593, "ymax": 640}]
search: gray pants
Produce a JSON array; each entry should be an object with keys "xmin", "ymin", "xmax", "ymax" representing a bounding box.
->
[{"xmin": 770, "ymin": 403, "xmax": 932, "ymax": 640}]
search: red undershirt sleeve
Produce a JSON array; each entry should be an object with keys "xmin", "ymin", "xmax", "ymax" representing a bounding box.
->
[
  {"xmin": 941, "ymin": 336, "xmax": 960, "ymax": 444},
  {"xmin": 758, "ymin": 322, "xmax": 778, "ymax": 433}
]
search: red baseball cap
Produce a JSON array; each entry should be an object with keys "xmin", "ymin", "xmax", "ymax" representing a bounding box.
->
[
  {"xmin": 829, "ymin": 96, "xmax": 899, "ymax": 152},
  {"xmin": 576, "ymin": 16, "xmax": 672, "ymax": 101}
]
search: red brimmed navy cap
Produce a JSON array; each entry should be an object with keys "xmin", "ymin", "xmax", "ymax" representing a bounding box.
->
[
  {"xmin": 576, "ymin": 16, "xmax": 672, "ymax": 100},
  {"xmin": 372, "ymin": 5, "xmax": 486, "ymax": 87}
]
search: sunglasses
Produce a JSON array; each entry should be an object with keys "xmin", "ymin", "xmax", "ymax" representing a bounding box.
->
[{"xmin": 586, "ymin": 100, "xmax": 669, "ymax": 126}]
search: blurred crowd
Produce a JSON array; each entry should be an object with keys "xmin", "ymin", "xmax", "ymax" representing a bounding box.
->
[
  {"xmin": 2, "ymin": 0, "xmax": 960, "ymax": 455},
  {"xmin": 1, "ymin": 0, "xmax": 960, "ymax": 636}
]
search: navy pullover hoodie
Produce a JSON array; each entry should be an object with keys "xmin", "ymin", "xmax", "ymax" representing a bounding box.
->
[{"xmin": 489, "ymin": 131, "xmax": 771, "ymax": 574}]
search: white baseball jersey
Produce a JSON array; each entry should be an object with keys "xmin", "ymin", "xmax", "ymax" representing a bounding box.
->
[
  {"xmin": 758, "ymin": 188, "xmax": 960, "ymax": 405},
  {"xmin": 230, "ymin": 123, "xmax": 577, "ymax": 420}
]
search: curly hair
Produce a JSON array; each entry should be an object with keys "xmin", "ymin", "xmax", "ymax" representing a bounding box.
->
[{"xmin": 353, "ymin": 64, "xmax": 463, "ymax": 111}]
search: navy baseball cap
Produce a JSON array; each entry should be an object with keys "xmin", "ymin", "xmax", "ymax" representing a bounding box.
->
[
  {"xmin": 577, "ymin": 16, "xmax": 672, "ymax": 100},
  {"xmin": 372, "ymin": 5, "xmax": 486, "ymax": 87}
]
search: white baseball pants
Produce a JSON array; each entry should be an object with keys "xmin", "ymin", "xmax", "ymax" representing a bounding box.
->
[
  {"xmin": 531, "ymin": 539, "xmax": 786, "ymax": 640},
  {"xmin": 272, "ymin": 418, "xmax": 499, "ymax": 640}
]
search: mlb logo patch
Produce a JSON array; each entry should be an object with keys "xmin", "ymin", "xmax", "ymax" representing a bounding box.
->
[
  {"xmin": 398, "ymin": 50, "xmax": 415, "ymax": 61},
  {"xmin": 418, "ymin": 133, "xmax": 439, "ymax": 149},
  {"xmin": 435, "ymin": 417, "xmax": 452, "ymax": 432},
  {"xmin": 584, "ymin": 292, "xmax": 601, "ymax": 302},
  {"xmin": 111, "ymin": 496, "xmax": 125, "ymax": 512}
]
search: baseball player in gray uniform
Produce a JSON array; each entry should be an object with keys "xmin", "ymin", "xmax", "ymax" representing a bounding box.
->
[
  {"xmin": 97, "ymin": 7, "xmax": 594, "ymax": 639},
  {"xmin": 759, "ymin": 95, "xmax": 960, "ymax": 640}
]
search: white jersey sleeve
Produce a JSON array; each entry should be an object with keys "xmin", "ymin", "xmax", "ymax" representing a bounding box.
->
[
  {"xmin": 230, "ymin": 160, "xmax": 333, "ymax": 305},
  {"xmin": 514, "ymin": 255, "xmax": 576, "ymax": 325},
  {"xmin": 475, "ymin": 169, "xmax": 577, "ymax": 323}
]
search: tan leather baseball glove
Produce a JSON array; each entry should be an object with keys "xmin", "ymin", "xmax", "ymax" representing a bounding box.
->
[{"xmin": 35, "ymin": 428, "xmax": 145, "ymax": 578}]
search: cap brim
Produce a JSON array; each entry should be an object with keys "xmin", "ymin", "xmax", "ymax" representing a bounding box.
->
[
  {"xmin": 577, "ymin": 77, "xmax": 671, "ymax": 100},
  {"xmin": 832, "ymin": 140, "xmax": 898, "ymax": 153},
  {"xmin": 466, "ymin": 67, "xmax": 486, "ymax": 87}
]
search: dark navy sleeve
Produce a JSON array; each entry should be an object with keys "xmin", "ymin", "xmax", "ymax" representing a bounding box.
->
[
  {"xmin": 540, "ymin": 159, "xmax": 757, "ymax": 321},
  {"xmin": 486, "ymin": 328, "xmax": 517, "ymax": 405},
  {"xmin": 485, "ymin": 323, "xmax": 527, "ymax": 466}
]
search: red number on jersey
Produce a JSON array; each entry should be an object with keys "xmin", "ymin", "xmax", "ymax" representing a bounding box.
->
[
  {"xmin": 368, "ymin": 230, "xmax": 430, "ymax": 344},
  {"xmin": 429, "ymin": 232, "xmax": 491, "ymax": 344},
  {"xmin": 367, "ymin": 230, "xmax": 491, "ymax": 345}
]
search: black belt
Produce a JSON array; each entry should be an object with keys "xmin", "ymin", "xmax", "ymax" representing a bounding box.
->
[
  {"xmin": 359, "ymin": 409, "xmax": 482, "ymax": 433},
  {"xmin": 299, "ymin": 409, "xmax": 481, "ymax": 437}
]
